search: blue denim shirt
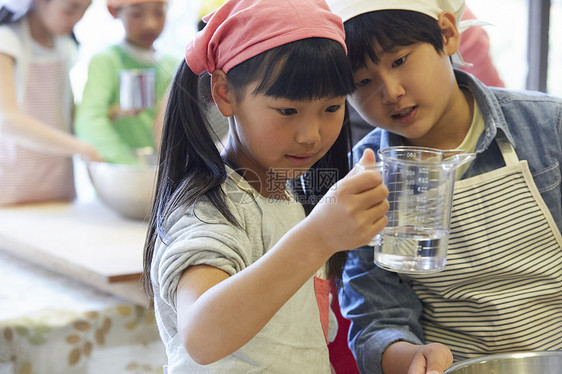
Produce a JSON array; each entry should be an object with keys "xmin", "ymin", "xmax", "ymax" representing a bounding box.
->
[{"xmin": 342, "ymin": 70, "xmax": 562, "ymax": 374}]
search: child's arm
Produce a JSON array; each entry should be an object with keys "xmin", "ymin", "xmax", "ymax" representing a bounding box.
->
[
  {"xmin": 176, "ymin": 149, "xmax": 389, "ymax": 365},
  {"xmin": 0, "ymin": 54, "xmax": 101, "ymax": 161}
]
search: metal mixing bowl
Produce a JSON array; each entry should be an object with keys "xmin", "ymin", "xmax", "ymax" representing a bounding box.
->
[
  {"xmin": 445, "ymin": 351, "xmax": 562, "ymax": 374},
  {"xmin": 87, "ymin": 161, "xmax": 157, "ymax": 220}
]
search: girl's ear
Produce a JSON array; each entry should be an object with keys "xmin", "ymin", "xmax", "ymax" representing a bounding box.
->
[
  {"xmin": 211, "ymin": 70, "xmax": 234, "ymax": 117},
  {"xmin": 438, "ymin": 12, "xmax": 461, "ymax": 57},
  {"xmin": 107, "ymin": 6, "xmax": 119, "ymax": 19}
]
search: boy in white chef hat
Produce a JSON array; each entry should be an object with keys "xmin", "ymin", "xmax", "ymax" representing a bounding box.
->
[{"xmin": 326, "ymin": 0, "xmax": 562, "ymax": 373}]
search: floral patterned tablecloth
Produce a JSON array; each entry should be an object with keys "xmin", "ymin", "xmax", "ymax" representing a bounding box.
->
[{"xmin": 0, "ymin": 251, "xmax": 167, "ymax": 374}]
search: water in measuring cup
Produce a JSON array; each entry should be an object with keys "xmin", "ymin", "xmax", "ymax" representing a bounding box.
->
[{"xmin": 372, "ymin": 227, "xmax": 448, "ymax": 273}]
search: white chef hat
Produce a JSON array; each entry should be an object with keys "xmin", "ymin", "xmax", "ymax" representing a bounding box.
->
[
  {"xmin": 0, "ymin": 0, "xmax": 33, "ymax": 22},
  {"xmin": 325, "ymin": 0, "xmax": 486, "ymax": 66}
]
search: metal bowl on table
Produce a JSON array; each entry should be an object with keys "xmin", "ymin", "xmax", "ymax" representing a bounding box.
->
[
  {"xmin": 445, "ymin": 351, "xmax": 562, "ymax": 374},
  {"xmin": 87, "ymin": 148, "xmax": 158, "ymax": 220}
]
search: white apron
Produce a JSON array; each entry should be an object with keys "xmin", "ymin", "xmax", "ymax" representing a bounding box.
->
[
  {"xmin": 0, "ymin": 19, "xmax": 75, "ymax": 205},
  {"xmin": 402, "ymin": 137, "xmax": 562, "ymax": 361}
]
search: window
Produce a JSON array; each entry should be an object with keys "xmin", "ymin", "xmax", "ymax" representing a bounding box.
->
[
  {"xmin": 549, "ymin": 0, "xmax": 562, "ymax": 96},
  {"xmin": 467, "ymin": 0, "xmax": 561, "ymax": 96}
]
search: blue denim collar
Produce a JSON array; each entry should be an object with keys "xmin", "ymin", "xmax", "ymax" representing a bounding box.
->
[{"xmin": 455, "ymin": 70, "xmax": 517, "ymax": 153}]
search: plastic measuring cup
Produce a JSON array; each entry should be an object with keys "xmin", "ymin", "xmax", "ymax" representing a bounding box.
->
[{"xmin": 372, "ymin": 146, "xmax": 475, "ymax": 273}]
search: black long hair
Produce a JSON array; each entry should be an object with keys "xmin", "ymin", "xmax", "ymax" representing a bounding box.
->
[
  {"xmin": 344, "ymin": 10, "xmax": 445, "ymax": 71},
  {"xmin": 143, "ymin": 37, "xmax": 356, "ymax": 299}
]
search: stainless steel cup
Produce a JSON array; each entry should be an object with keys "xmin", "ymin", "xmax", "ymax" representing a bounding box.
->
[{"xmin": 119, "ymin": 68, "xmax": 156, "ymax": 111}]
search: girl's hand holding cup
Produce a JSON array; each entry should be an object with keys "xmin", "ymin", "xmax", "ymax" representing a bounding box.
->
[{"xmin": 305, "ymin": 148, "xmax": 389, "ymax": 255}]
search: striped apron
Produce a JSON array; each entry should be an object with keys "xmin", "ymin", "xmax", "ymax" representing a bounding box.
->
[
  {"xmin": 0, "ymin": 28, "xmax": 75, "ymax": 205},
  {"xmin": 402, "ymin": 137, "xmax": 562, "ymax": 361}
]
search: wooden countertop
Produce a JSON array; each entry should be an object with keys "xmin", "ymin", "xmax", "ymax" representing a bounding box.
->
[{"xmin": 0, "ymin": 199, "xmax": 149, "ymax": 305}]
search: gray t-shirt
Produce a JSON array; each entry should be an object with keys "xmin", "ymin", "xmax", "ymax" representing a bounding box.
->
[{"xmin": 151, "ymin": 166, "xmax": 331, "ymax": 373}]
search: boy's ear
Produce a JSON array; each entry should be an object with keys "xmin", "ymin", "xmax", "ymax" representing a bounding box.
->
[
  {"xmin": 107, "ymin": 6, "xmax": 119, "ymax": 19},
  {"xmin": 211, "ymin": 70, "xmax": 234, "ymax": 117},
  {"xmin": 438, "ymin": 12, "xmax": 461, "ymax": 56}
]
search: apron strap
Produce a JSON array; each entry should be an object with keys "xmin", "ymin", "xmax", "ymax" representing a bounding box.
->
[
  {"xmin": 496, "ymin": 135, "xmax": 519, "ymax": 166},
  {"xmin": 404, "ymin": 137, "xmax": 562, "ymax": 360}
]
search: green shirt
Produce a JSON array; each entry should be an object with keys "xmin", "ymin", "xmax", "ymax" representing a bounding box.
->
[{"xmin": 76, "ymin": 44, "xmax": 179, "ymax": 164}]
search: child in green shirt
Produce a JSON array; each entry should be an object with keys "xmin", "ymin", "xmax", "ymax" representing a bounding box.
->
[{"xmin": 76, "ymin": 0, "xmax": 178, "ymax": 164}]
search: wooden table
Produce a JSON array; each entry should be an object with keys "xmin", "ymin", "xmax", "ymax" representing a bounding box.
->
[{"xmin": 0, "ymin": 199, "xmax": 149, "ymax": 305}]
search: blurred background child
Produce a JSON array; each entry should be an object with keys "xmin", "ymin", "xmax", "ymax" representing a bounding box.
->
[
  {"xmin": 75, "ymin": 0, "xmax": 178, "ymax": 165},
  {"xmin": 0, "ymin": 0, "xmax": 102, "ymax": 205},
  {"xmin": 0, "ymin": 0, "xmax": 101, "ymax": 205}
]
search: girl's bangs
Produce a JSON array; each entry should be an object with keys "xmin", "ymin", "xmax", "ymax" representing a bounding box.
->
[{"xmin": 252, "ymin": 38, "xmax": 356, "ymax": 101}]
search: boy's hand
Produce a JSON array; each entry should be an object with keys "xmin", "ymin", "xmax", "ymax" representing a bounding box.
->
[
  {"xmin": 383, "ymin": 341, "xmax": 453, "ymax": 374},
  {"xmin": 408, "ymin": 343, "xmax": 453, "ymax": 374}
]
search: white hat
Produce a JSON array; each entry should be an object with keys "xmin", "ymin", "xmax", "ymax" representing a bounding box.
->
[
  {"xmin": 326, "ymin": 0, "xmax": 481, "ymax": 66},
  {"xmin": 0, "ymin": 0, "xmax": 32, "ymax": 22},
  {"xmin": 326, "ymin": 0, "xmax": 465, "ymax": 23}
]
